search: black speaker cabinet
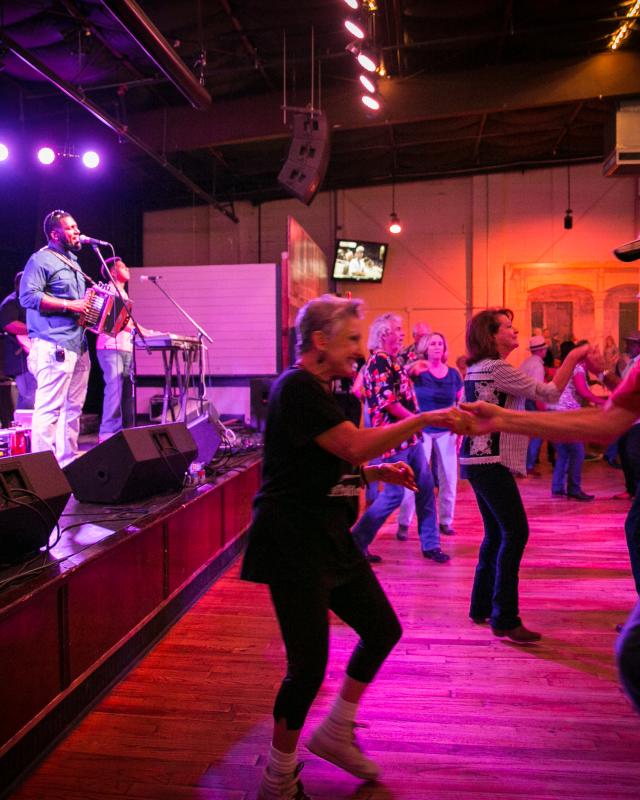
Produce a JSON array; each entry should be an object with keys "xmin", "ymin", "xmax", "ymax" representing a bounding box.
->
[
  {"xmin": 63, "ymin": 422, "xmax": 198, "ymax": 504},
  {"xmin": 250, "ymin": 378, "xmax": 275, "ymax": 432},
  {"xmin": 277, "ymin": 111, "xmax": 330, "ymax": 205},
  {"xmin": 0, "ymin": 451, "xmax": 71, "ymax": 562}
]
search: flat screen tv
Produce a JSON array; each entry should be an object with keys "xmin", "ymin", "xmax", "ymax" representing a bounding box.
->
[{"xmin": 332, "ymin": 239, "xmax": 388, "ymax": 282}]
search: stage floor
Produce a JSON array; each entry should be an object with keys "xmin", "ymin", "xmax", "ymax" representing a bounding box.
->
[{"xmin": 7, "ymin": 457, "xmax": 640, "ymax": 800}]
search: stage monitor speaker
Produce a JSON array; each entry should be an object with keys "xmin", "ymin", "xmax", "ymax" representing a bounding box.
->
[
  {"xmin": 187, "ymin": 413, "xmax": 222, "ymax": 464},
  {"xmin": 0, "ymin": 451, "xmax": 71, "ymax": 563},
  {"xmin": 250, "ymin": 378, "xmax": 275, "ymax": 432},
  {"xmin": 63, "ymin": 422, "xmax": 197, "ymax": 504},
  {"xmin": 277, "ymin": 112, "xmax": 330, "ymax": 205}
]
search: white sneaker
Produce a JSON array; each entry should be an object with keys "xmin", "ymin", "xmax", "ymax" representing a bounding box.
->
[
  {"xmin": 257, "ymin": 763, "xmax": 312, "ymax": 800},
  {"xmin": 307, "ymin": 718, "xmax": 380, "ymax": 781}
]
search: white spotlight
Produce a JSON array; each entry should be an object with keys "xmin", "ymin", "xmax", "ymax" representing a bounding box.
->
[{"xmin": 82, "ymin": 150, "xmax": 100, "ymax": 169}]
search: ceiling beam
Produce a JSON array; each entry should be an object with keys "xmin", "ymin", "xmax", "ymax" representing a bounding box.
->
[
  {"xmin": 128, "ymin": 52, "xmax": 640, "ymax": 153},
  {"xmin": 97, "ymin": 0, "xmax": 212, "ymax": 110},
  {"xmin": 0, "ymin": 29, "xmax": 237, "ymax": 222}
]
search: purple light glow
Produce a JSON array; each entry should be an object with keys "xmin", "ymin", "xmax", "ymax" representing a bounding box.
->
[
  {"xmin": 82, "ymin": 150, "xmax": 100, "ymax": 169},
  {"xmin": 0, "ymin": 144, "xmax": 8, "ymax": 162},
  {"xmin": 37, "ymin": 147, "xmax": 56, "ymax": 165}
]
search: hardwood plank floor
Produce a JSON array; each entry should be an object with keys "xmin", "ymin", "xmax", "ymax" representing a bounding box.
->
[{"xmin": 8, "ymin": 458, "xmax": 640, "ymax": 800}]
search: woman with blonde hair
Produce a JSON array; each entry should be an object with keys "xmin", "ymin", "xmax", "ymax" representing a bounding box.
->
[{"xmin": 397, "ymin": 331, "xmax": 463, "ymax": 538}]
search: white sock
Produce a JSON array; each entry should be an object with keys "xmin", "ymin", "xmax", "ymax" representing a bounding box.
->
[
  {"xmin": 328, "ymin": 695, "xmax": 359, "ymax": 727},
  {"xmin": 268, "ymin": 743, "xmax": 297, "ymax": 777}
]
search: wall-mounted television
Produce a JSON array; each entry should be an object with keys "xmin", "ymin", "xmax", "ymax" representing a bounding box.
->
[{"xmin": 332, "ymin": 239, "xmax": 388, "ymax": 282}]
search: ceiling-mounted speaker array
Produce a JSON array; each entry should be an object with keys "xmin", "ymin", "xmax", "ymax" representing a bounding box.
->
[{"xmin": 277, "ymin": 112, "xmax": 330, "ymax": 206}]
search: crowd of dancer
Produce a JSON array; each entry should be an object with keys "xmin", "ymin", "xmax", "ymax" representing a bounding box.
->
[{"xmin": 242, "ymin": 295, "xmax": 640, "ymax": 800}]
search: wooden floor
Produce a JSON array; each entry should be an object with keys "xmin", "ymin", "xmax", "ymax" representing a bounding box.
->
[{"xmin": 8, "ymin": 458, "xmax": 640, "ymax": 800}]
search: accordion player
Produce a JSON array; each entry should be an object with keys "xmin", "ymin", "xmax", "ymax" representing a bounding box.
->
[{"xmin": 78, "ymin": 282, "xmax": 132, "ymax": 336}]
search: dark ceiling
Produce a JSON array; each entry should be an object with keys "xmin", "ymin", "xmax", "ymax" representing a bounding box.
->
[{"xmin": 1, "ymin": 0, "xmax": 640, "ymax": 219}]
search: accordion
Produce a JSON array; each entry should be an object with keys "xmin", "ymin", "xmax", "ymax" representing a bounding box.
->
[{"xmin": 78, "ymin": 283, "xmax": 132, "ymax": 336}]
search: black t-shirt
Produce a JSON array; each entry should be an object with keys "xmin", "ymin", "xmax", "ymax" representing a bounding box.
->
[
  {"xmin": 0, "ymin": 291, "xmax": 27, "ymax": 377},
  {"xmin": 241, "ymin": 366, "xmax": 367, "ymax": 586}
]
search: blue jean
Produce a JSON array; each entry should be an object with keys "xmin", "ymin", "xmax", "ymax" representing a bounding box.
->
[
  {"xmin": 616, "ymin": 599, "xmax": 640, "ymax": 714},
  {"xmin": 97, "ymin": 349, "xmax": 133, "ymax": 438},
  {"xmin": 551, "ymin": 442, "xmax": 585, "ymax": 494},
  {"xmin": 466, "ymin": 463, "xmax": 529, "ymax": 630},
  {"xmin": 624, "ymin": 487, "xmax": 640, "ymax": 595},
  {"xmin": 15, "ymin": 370, "xmax": 36, "ymax": 409},
  {"xmin": 352, "ymin": 442, "xmax": 438, "ymax": 552},
  {"xmin": 526, "ymin": 437, "xmax": 543, "ymax": 472}
]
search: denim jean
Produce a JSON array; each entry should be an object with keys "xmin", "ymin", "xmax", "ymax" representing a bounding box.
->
[
  {"xmin": 526, "ymin": 437, "xmax": 543, "ymax": 472},
  {"xmin": 97, "ymin": 349, "xmax": 134, "ymax": 439},
  {"xmin": 619, "ymin": 425, "xmax": 640, "ymax": 497},
  {"xmin": 466, "ymin": 463, "xmax": 529, "ymax": 630},
  {"xmin": 616, "ymin": 598, "xmax": 640, "ymax": 714},
  {"xmin": 398, "ymin": 430, "xmax": 458, "ymax": 528},
  {"xmin": 352, "ymin": 441, "xmax": 438, "ymax": 552},
  {"xmin": 551, "ymin": 442, "xmax": 585, "ymax": 494},
  {"xmin": 624, "ymin": 487, "xmax": 640, "ymax": 595}
]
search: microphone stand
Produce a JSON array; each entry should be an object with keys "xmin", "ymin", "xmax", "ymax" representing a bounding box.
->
[
  {"xmin": 90, "ymin": 245, "xmax": 151, "ymax": 428},
  {"xmin": 144, "ymin": 277, "xmax": 213, "ymax": 417}
]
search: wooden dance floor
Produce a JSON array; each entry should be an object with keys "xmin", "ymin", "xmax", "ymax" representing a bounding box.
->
[{"xmin": 7, "ymin": 459, "xmax": 640, "ymax": 800}]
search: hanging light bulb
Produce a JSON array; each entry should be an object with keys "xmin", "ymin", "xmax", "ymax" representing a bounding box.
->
[
  {"xmin": 388, "ymin": 181, "xmax": 402, "ymax": 234},
  {"xmin": 564, "ymin": 209, "xmax": 573, "ymax": 230},
  {"xmin": 564, "ymin": 164, "xmax": 573, "ymax": 230},
  {"xmin": 388, "ymin": 212, "xmax": 402, "ymax": 235}
]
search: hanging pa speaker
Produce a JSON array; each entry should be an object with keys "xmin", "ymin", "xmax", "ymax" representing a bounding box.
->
[
  {"xmin": 63, "ymin": 422, "xmax": 197, "ymax": 504},
  {"xmin": 277, "ymin": 111, "xmax": 330, "ymax": 205},
  {"xmin": 0, "ymin": 451, "xmax": 71, "ymax": 563}
]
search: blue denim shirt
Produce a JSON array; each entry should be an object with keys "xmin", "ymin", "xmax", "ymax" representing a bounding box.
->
[{"xmin": 19, "ymin": 244, "xmax": 86, "ymax": 354}]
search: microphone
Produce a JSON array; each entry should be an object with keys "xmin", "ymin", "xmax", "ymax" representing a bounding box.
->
[
  {"xmin": 140, "ymin": 275, "xmax": 164, "ymax": 281},
  {"xmin": 613, "ymin": 238, "xmax": 640, "ymax": 263},
  {"xmin": 79, "ymin": 234, "xmax": 111, "ymax": 247}
]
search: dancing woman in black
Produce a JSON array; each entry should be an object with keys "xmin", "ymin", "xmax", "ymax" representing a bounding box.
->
[{"xmin": 242, "ymin": 295, "xmax": 459, "ymax": 800}]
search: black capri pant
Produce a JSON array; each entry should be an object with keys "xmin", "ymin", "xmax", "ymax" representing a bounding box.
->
[{"xmin": 269, "ymin": 565, "xmax": 402, "ymax": 730}]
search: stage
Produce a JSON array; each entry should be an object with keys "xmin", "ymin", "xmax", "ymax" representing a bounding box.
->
[
  {"xmin": 0, "ymin": 444, "xmax": 261, "ymax": 794},
  {"xmin": 4, "ymin": 457, "xmax": 640, "ymax": 800}
]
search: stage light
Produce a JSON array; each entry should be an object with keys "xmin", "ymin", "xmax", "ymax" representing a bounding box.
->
[
  {"xmin": 357, "ymin": 48, "xmax": 378, "ymax": 72},
  {"xmin": 82, "ymin": 150, "xmax": 100, "ymax": 169},
  {"xmin": 37, "ymin": 147, "xmax": 56, "ymax": 165},
  {"xmin": 343, "ymin": 0, "xmax": 360, "ymax": 8},
  {"xmin": 361, "ymin": 93, "xmax": 381, "ymax": 111},
  {"xmin": 344, "ymin": 18, "xmax": 366, "ymax": 39},
  {"xmin": 359, "ymin": 74, "xmax": 376, "ymax": 93},
  {"xmin": 388, "ymin": 212, "xmax": 402, "ymax": 235},
  {"xmin": 0, "ymin": 143, "xmax": 8, "ymax": 162}
]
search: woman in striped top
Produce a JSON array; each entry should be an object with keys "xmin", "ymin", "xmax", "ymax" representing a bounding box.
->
[{"xmin": 460, "ymin": 309, "xmax": 589, "ymax": 642}]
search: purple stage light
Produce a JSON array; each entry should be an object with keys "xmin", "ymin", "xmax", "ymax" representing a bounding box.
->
[
  {"xmin": 37, "ymin": 147, "xmax": 56, "ymax": 165},
  {"xmin": 82, "ymin": 150, "xmax": 100, "ymax": 169},
  {"xmin": 0, "ymin": 144, "xmax": 8, "ymax": 162}
]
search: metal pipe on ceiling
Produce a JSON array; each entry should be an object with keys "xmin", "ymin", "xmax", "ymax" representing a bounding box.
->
[
  {"xmin": 97, "ymin": 0, "xmax": 212, "ymax": 110},
  {"xmin": 0, "ymin": 29, "xmax": 237, "ymax": 222}
]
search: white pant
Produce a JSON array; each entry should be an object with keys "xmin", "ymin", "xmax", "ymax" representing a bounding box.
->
[
  {"xmin": 27, "ymin": 338, "xmax": 90, "ymax": 467},
  {"xmin": 398, "ymin": 430, "xmax": 458, "ymax": 528}
]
